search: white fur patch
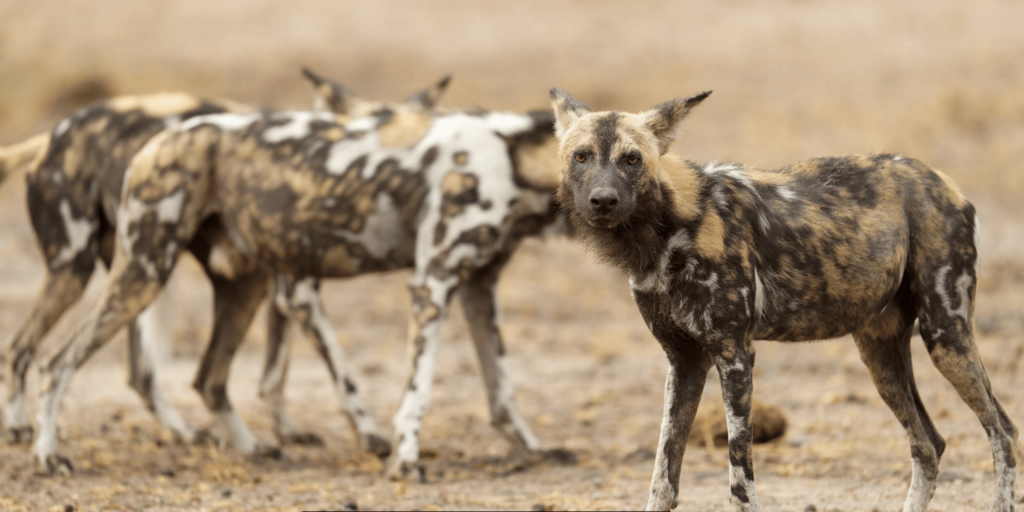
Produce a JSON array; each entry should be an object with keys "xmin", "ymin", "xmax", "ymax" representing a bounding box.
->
[
  {"xmin": 156, "ymin": 189, "xmax": 186, "ymax": 223},
  {"xmin": 630, "ymin": 229, "xmax": 692, "ymax": 294},
  {"xmin": 413, "ymin": 115, "xmax": 522, "ymax": 275},
  {"xmin": 163, "ymin": 115, "xmax": 181, "ymax": 128},
  {"xmin": 335, "ymin": 192, "xmax": 401, "ymax": 259},
  {"xmin": 262, "ymin": 112, "xmax": 333, "ymax": 143},
  {"xmin": 134, "ymin": 296, "xmax": 194, "ymax": 440},
  {"xmin": 213, "ymin": 410, "xmax": 257, "ymax": 454},
  {"xmin": 484, "ymin": 112, "xmax": 534, "ymax": 136},
  {"xmin": 54, "ymin": 117, "xmax": 72, "ymax": 138},
  {"xmin": 758, "ymin": 212, "xmax": 771, "ymax": 234},
  {"xmin": 973, "ymin": 212, "xmax": 981, "ymax": 275},
  {"xmin": 739, "ymin": 287, "xmax": 750, "ymax": 317},
  {"xmin": 753, "ymin": 267, "xmax": 766, "ymax": 320},
  {"xmin": 51, "ymin": 200, "xmax": 96, "ymax": 267},
  {"xmin": 2, "ymin": 389, "xmax": 28, "ymax": 429},
  {"xmin": 208, "ymin": 242, "xmax": 237, "ymax": 279},
  {"xmin": 777, "ymin": 186, "xmax": 797, "ymax": 201},
  {"xmin": 178, "ymin": 113, "xmax": 260, "ymax": 133},
  {"xmin": 935, "ymin": 265, "xmax": 971, "ymax": 322},
  {"xmin": 34, "ymin": 366, "xmax": 75, "ymax": 466},
  {"xmin": 702, "ymin": 162, "xmax": 740, "ymax": 175}
]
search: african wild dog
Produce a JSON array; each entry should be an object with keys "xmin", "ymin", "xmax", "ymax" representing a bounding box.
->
[
  {"xmin": 0, "ymin": 69, "xmax": 447, "ymax": 450},
  {"xmin": 549, "ymin": 89, "xmax": 1017, "ymax": 511},
  {"xmin": 0, "ymin": 92, "xmax": 242, "ymax": 445},
  {"xmin": 29, "ymin": 88, "xmax": 566, "ymax": 477},
  {"xmin": 257, "ymin": 68, "xmax": 455, "ymax": 448}
]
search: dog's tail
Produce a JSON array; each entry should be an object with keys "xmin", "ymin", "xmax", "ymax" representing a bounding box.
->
[{"xmin": 0, "ymin": 132, "xmax": 50, "ymax": 189}]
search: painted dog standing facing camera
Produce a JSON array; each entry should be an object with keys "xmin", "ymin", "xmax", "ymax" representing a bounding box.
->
[{"xmin": 549, "ymin": 89, "xmax": 1016, "ymax": 511}]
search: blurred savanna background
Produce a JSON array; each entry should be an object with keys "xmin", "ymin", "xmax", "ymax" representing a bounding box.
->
[{"xmin": 0, "ymin": 1, "xmax": 1022, "ymax": 510}]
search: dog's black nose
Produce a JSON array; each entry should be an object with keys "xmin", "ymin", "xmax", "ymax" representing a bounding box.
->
[{"xmin": 589, "ymin": 187, "xmax": 619, "ymax": 213}]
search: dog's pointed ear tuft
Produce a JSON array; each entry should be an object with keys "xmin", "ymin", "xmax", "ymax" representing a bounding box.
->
[
  {"xmin": 405, "ymin": 75, "xmax": 452, "ymax": 110},
  {"xmin": 300, "ymin": 67, "xmax": 359, "ymax": 114},
  {"xmin": 550, "ymin": 88, "xmax": 592, "ymax": 139},
  {"xmin": 642, "ymin": 91, "xmax": 712, "ymax": 154}
]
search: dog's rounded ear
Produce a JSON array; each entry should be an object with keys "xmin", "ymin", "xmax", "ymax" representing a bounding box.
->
[
  {"xmin": 405, "ymin": 75, "xmax": 451, "ymax": 111},
  {"xmin": 642, "ymin": 91, "xmax": 712, "ymax": 154},
  {"xmin": 301, "ymin": 67, "xmax": 360, "ymax": 114},
  {"xmin": 550, "ymin": 88, "xmax": 592, "ymax": 139}
]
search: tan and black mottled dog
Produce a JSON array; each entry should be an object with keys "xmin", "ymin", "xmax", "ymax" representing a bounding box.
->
[
  {"xmin": 0, "ymin": 70, "xmax": 449, "ymax": 451},
  {"xmin": 549, "ymin": 89, "xmax": 1016, "ymax": 512},
  {"xmin": 0, "ymin": 92, "xmax": 240, "ymax": 445},
  {"xmin": 28, "ymin": 89, "xmax": 566, "ymax": 478}
]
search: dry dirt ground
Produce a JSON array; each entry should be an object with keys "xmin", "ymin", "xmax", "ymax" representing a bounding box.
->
[{"xmin": 1, "ymin": 1, "xmax": 1023, "ymax": 510}]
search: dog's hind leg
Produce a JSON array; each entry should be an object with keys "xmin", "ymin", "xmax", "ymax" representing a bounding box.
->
[
  {"xmin": 913, "ymin": 205, "xmax": 1016, "ymax": 511},
  {"xmin": 854, "ymin": 302, "xmax": 940, "ymax": 512},
  {"xmin": 918, "ymin": 284, "xmax": 1016, "ymax": 510},
  {"xmin": 460, "ymin": 257, "xmax": 541, "ymax": 454},
  {"xmin": 33, "ymin": 257, "xmax": 171, "ymax": 474},
  {"xmin": 272, "ymin": 276, "xmax": 389, "ymax": 457},
  {"xmin": 192, "ymin": 271, "xmax": 274, "ymax": 457},
  {"xmin": 127, "ymin": 287, "xmax": 195, "ymax": 443},
  {"xmin": 3, "ymin": 266, "xmax": 91, "ymax": 444},
  {"xmin": 258, "ymin": 285, "xmax": 319, "ymax": 446}
]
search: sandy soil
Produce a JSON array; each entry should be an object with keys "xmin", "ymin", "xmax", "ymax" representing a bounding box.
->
[{"xmin": 1, "ymin": 1, "xmax": 1023, "ymax": 510}]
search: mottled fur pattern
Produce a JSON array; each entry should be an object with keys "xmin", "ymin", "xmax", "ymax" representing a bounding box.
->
[
  {"xmin": 0, "ymin": 92, "xmax": 239, "ymax": 445},
  {"xmin": 0, "ymin": 70, "xmax": 454, "ymax": 458},
  {"xmin": 30, "ymin": 86, "xmax": 565, "ymax": 478},
  {"xmin": 550, "ymin": 88, "xmax": 1017, "ymax": 512}
]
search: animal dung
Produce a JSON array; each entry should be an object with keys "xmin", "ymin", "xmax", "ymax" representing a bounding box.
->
[{"xmin": 688, "ymin": 400, "xmax": 787, "ymax": 447}]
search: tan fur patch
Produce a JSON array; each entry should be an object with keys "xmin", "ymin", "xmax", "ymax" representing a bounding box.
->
[
  {"xmin": 694, "ymin": 205, "xmax": 726, "ymax": 261},
  {"xmin": 0, "ymin": 132, "xmax": 50, "ymax": 182},
  {"xmin": 319, "ymin": 127, "xmax": 345, "ymax": 142},
  {"xmin": 321, "ymin": 245, "xmax": 358, "ymax": 275},
  {"xmin": 377, "ymin": 111, "xmax": 433, "ymax": 149},
  {"xmin": 514, "ymin": 137, "xmax": 561, "ymax": 190},
  {"xmin": 658, "ymin": 154, "xmax": 702, "ymax": 220},
  {"xmin": 440, "ymin": 171, "xmax": 476, "ymax": 196},
  {"xmin": 931, "ymin": 168, "xmax": 969, "ymax": 208},
  {"xmin": 746, "ymin": 168, "xmax": 792, "ymax": 186},
  {"xmin": 106, "ymin": 93, "xmax": 202, "ymax": 117}
]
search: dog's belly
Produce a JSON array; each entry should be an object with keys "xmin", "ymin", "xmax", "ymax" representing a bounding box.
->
[
  {"xmin": 245, "ymin": 221, "xmax": 416, "ymax": 278},
  {"xmin": 752, "ymin": 246, "xmax": 907, "ymax": 342}
]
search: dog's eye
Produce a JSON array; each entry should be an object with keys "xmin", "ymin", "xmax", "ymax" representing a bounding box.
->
[
  {"xmin": 626, "ymin": 155, "xmax": 641, "ymax": 166},
  {"xmin": 574, "ymin": 153, "xmax": 587, "ymax": 163}
]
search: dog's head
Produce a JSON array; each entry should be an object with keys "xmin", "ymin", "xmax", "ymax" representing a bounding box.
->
[{"xmin": 549, "ymin": 88, "xmax": 711, "ymax": 229}]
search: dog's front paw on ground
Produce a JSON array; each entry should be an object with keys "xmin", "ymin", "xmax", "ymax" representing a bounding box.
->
[
  {"xmin": 278, "ymin": 431, "xmax": 325, "ymax": 447},
  {"xmin": 249, "ymin": 443, "xmax": 283, "ymax": 461},
  {"xmin": 34, "ymin": 453, "xmax": 73, "ymax": 476},
  {"xmin": 191, "ymin": 427, "xmax": 220, "ymax": 447},
  {"xmin": 5, "ymin": 425, "xmax": 34, "ymax": 444},
  {"xmin": 385, "ymin": 458, "xmax": 418, "ymax": 481},
  {"xmin": 541, "ymin": 447, "xmax": 578, "ymax": 465},
  {"xmin": 362, "ymin": 434, "xmax": 392, "ymax": 460}
]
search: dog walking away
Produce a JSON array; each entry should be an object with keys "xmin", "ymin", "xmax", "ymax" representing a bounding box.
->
[
  {"xmin": 0, "ymin": 92, "xmax": 242, "ymax": 445},
  {"xmin": 550, "ymin": 88, "xmax": 1016, "ymax": 512},
  {"xmin": 29, "ymin": 86, "xmax": 567, "ymax": 479},
  {"xmin": 0, "ymin": 68, "xmax": 445, "ymax": 451}
]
